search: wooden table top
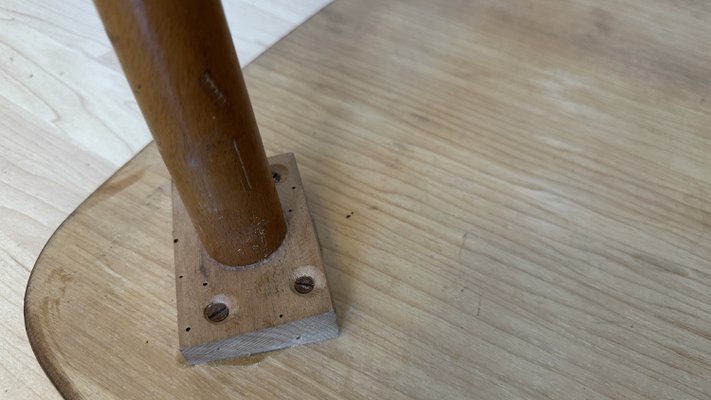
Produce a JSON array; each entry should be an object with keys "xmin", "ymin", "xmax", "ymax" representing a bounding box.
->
[{"xmin": 22, "ymin": 0, "xmax": 711, "ymax": 398}]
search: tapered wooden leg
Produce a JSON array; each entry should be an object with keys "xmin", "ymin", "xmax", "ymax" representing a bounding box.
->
[
  {"xmin": 94, "ymin": 0, "xmax": 285, "ymax": 267},
  {"xmin": 93, "ymin": 0, "xmax": 338, "ymax": 363}
]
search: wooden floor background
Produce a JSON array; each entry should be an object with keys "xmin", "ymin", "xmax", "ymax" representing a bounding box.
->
[{"xmin": 0, "ymin": 0, "xmax": 330, "ymax": 398}]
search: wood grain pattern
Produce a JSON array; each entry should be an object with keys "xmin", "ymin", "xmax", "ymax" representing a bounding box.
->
[
  {"xmin": 23, "ymin": 0, "xmax": 711, "ymax": 398},
  {"xmin": 0, "ymin": 0, "xmax": 332, "ymax": 398},
  {"xmin": 174, "ymin": 153, "xmax": 338, "ymax": 364}
]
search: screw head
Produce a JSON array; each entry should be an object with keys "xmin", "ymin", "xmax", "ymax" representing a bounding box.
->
[
  {"xmin": 203, "ymin": 302, "xmax": 229, "ymax": 322},
  {"xmin": 294, "ymin": 276, "xmax": 315, "ymax": 294}
]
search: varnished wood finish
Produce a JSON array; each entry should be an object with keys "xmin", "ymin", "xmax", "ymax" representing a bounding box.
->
[
  {"xmin": 175, "ymin": 153, "xmax": 337, "ymax": 364},
  {"xmin": 94, "ymin": 0, "xmax": 286, "ymax": 265},
  {"xmin": 22, "ymin": 0, "xmax": 711, "ymax": 398},
  {"xmin": 0, "ymin": 1, "xmax": 332, "ymax": 397}
]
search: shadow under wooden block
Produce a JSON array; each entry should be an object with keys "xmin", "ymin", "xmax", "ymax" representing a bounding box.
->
[{"xmin": 174, "ymin": 152, "xmax": 338, "ymax": 364}]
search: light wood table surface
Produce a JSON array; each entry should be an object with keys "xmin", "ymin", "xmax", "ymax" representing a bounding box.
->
[
  {"xmin": 0, "ymin": 1, "xmax": 331, "ymax": 398},
  {"xmin": 20, "ymin": 0, "xmax": 711, "ymax": 398}
]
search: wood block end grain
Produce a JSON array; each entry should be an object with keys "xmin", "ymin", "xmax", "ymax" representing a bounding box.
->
[{"xmin": 181, "ymin": 311, "xmax": 338, "ymax": 365}]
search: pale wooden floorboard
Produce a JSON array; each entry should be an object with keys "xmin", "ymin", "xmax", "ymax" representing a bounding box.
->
[{"xmin": 0, "ymin": 1, "xmax": 331, "ymax": 398}]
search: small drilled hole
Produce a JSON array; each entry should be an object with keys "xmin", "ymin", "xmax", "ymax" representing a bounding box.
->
[
  {"xmin": 296, "ymin": 336, "xmax": 301, "ymax": 340},
  {"xmin": 288, "ymin": 209, "xmax": 292, "ymax": 213},
  {"xmin": 204, "ymin": 302, "xmax": 229, "ymax": 323},
  {"xmin": 202, "ymin": 282, "xmax": 208, "ymax": 286},
  {"xmin": 294, "ymin": 276, "xmax": 315, "ymax": 294},
  {"xmin": 173, "ymin": 238, "xmax": 179, "ymax": 243},
  {"xmin": 291, "ymin": 186, "xmax": 296, "ymax": 190},
  {"xmin": 270, "ymin": 164, "xmax": 289, "ymax": 183},
  {"xmin": 279, "ymin": 314, "xmax": 284, "ymax": 318},
  {"xmin": 178, "ymin": 275, "xmax": 184, "ymax": 279},
  {"xmin": 185, "ymin": 327, "xmax": 191, "ymax": 332}
]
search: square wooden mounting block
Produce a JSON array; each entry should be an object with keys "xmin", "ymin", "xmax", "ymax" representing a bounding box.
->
[{"xmin": 172, "ymin": 153, "xmax": 338, "ymax": 365}]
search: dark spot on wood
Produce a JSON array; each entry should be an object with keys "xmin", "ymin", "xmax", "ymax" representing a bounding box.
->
[{"xmin": 346, "ymin": 211, "xmax": 354, "ymax": 219}]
